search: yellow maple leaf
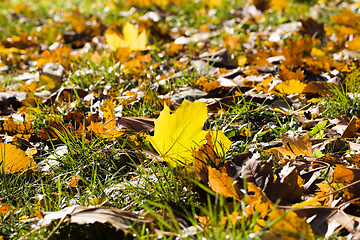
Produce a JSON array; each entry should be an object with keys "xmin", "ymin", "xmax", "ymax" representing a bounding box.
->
[
  {"xmin": 0, "ymin": 143, "xmax": 37, "ymax": 174},
  {"xmin": 147, "ymin": 100, "xmax": 208, "ymax": 166},
  {"xmin": 147, "ymin": 100, "xmax": 232, "ymax": 167},
  {"xmin": 105, "ymin": 22, "xmax": 147, "ymax": 51},
  {"xmin": 275, "ymin": 79, "xmax": 307, "ymax": 95}
]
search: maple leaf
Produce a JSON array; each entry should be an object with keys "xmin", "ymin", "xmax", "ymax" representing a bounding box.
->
[
  {"xmin": 147, "ymin": 100, "xmax": 208, "ymax": 166},
  {"xmin": 105, "ymin": 22, "xmax": 147, "ymax": 51},
  {"xmin": 147, "ymin": 100, "xmax": 232, "ymax": 167},
  {"xmin": 275, "ymin": 79, "xmax": 307, "ymax": 95}
]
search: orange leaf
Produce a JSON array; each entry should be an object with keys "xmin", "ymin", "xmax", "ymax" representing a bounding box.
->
[
  {"xmin": 208, "ymin": 166, "xmax": 241, "ymax": 201},
  {"xmin": 69, "ymin": 174, "xmax": 81, "ymax": 188},
  {"xmin": 88, "ymin": 119, "xmax": 126, "ymax": 140},
  {"xmin": 0, "ymin": 204, "xmax": 11, "ymax": 214},
  {"xmin": 245, "ymin": 182, "xmax": 273, "ymax": 218},
  {"xmin": 278, "ymin": 66, "xmax": 304, "ymax": 81},
  {"xmin": 196, "ymin": 76, "xmax": 221, "ymax": 92},
  {"xmin": 332, "ymin": 164, "xmax": 360, "ymax": 183},
  {"xmin": 271, "ymin": 133, "xmax": 312, "ymax": 159},
  {"xmin": 194, "ymin": 132, "xmax": 222, "ymax": 182}
]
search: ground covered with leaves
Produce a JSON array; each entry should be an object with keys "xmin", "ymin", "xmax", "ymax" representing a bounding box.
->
[{"xmin": 3, "ymin": 0, "xmax": 360, "ymax": 239}]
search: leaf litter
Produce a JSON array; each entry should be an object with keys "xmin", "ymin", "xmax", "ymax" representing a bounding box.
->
[{"xmin": 3, "ymin": 0, "xmax": 360, "ymax": 239}]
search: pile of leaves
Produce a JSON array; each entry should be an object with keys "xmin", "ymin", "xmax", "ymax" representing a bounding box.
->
[{"xmin": 3, "ymin": 0, "xmax": 360, "ymax": 239}]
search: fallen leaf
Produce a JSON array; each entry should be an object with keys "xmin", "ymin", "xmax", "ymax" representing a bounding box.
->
[
  {"xmin": 116, "ymin": 116, "xmax": 154, "ymax": 132},
  {"xmin": 147, "ymin": 100, "xmax": 208, "ymax": 166},
  {"xmin": 275, "ymin": 80, "xmax": 307, "ymax": 95},
  {"xmin": 271, "ymin": 133, "xmax": 312, "ymax": 159},
  {"xmin": 240, "ymin": 153, "xmax": 274, "ymax": 192},
  {"xmin": 257, "ymin": 209, "xmax": 314, "ymax": 240},
  {"xmin": 208, "ymin": 166, "xmax": 241, "ymax": 201},
  {"xmin": 341, "ymin": 115, "xmax": 360, "ymax": 139},
  {"xmin": 88, "ymin": 118, "xmax": 126, "ymax": 140},
  {"xmin": 0, "ymin": 204, "xmax": 11, "ymax": 214},
  {"xmin": 194, "ymin": 132, "xmax": 221, "ymax": 183},
  {"xmin": 69, "ymin": 174, "xmax": 81, "ymax": 188},
  {"xmin": 266, "ymin": 163, "xmax": 304, "ymax": 204},
  {"xmin": 37, "ymin": 205, "xmax": 174, "ymax": 235},
  {"xmin": 105, "ymin": 22, "xmax": 148, "ymax": 51},
  {"xmin": 0, "ymin": 143, "xmax": 37, "ymax": 174}
]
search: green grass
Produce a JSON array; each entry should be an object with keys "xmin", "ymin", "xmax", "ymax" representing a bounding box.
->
[
  {"xmin": 321, "ymin": 83, "xmax": 360, "ymax": 119},
  {"xmin": 3, "ymin": 0, "xmax": 360, "ymax": 239}
]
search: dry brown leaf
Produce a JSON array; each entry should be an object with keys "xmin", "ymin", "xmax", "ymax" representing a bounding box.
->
[
  {"xmin": 299, "ymin": 17, "xmax": 325, "ymax": 37},
  {"xmin": 116, "ymin": 116, "xmax": 154, "ymax": 132},
  {"xmin": 266, "ymin": 163, "xmax": 303, "ymax": 204},
  {"xmin": 295, "ymin": 206, "xmax": 360, "ymax": 238},
  {"xmin": 332, "ymin": 164, "xmax": 359, "ymax": 183},
  {"xmin": 341, "ymin": 115, "xmax": 360, "ymax": 139},
  {"xmin": 278, "ymin": 66, "xmax": 304, "ymax": 81},
  {"xmin": 224, "ymin": 151, "xmax": 252, "ymax": 178},
  {"xmin": 240, "ymin": 153, "xmax": 274, "ymax": 192},
  {"xmin": 37, "ymin": 205, "xmax": 174, "ymax": 235},
  {"xmin": 332, "ymin": 164, "xmax": 360, "ymax": 199}
]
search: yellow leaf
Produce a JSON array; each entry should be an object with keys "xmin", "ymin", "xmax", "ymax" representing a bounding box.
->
[
  {"xmin": 105, "ymin": 1, "xmax": 117, "ymax": 10},
  {"xmin": 147, "ymin": 100, "xmax": 208, "ymax": 166},
  {"xmin": 123, "ymin": 22, "xmax": 147, "ymax": 51},
  {"xmin": 88, "ymin": 197, "xmax": 109, "ymax": 206},
  {"xmin": 292, "ymin": 197, "xmax": 324, "ymax": 207},
  {"xmin": 105, "ymin": 22, "xmax": 148, "ymax": 51},
  {"xmin": 206, "ymin": 0, "xmax": 222, "ymax": 8},
  {"xmin": 0, "ymin": 143, "xmax": 37, "ymax": 174},
  {"xmin": 236, "ymin": 54, "xmax": 247, "ymax": 66},
  {"xmin": 275, "ymin": 80, "xmax": 307, "ymax": 95},
  {"xmin": 267, "ymin": 209, "xmax": 314, "ymax": 239},
  {"xmin": 101, "ymin": 98, "xmax": 115, "ymax": 122},
  {"xmin": 105, "ymin": 27, "xmax": 123, "ymax": 51},
  {"xmin": 311, "ymin": 48, "xmax": 325, "ymax": 57},
  {"xmin": 210, "ymin": 129, "xmax": 232, "ymax": 157}
]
